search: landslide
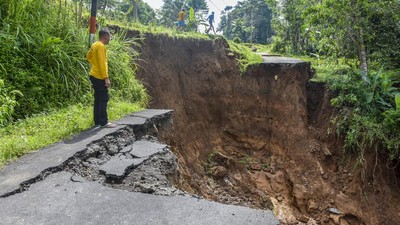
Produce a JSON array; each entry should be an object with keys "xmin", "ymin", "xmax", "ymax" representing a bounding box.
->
[{"xmin": 132, "ymin": 32, "xmax": 400, "ymax": 225}]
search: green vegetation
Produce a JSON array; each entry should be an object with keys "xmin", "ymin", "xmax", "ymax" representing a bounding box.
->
[
  {"xmin": 218, "ymin": 0, "xmax": 273, "ymax": 44},
  {"xmin": 228, "ymin": 41, "xmax": 263, "ymax": 73},
  {"xmin": 328, "ymin": 68, "xmax": 400, "ymax": 162},
  {"xmin": 0, "ymin": 101, "xmax": 143, "ymax": 167},
  {"xmin": 267, "ymin": 0, "xmax": 400, "ymax": 73},
  {"xmin": 296, "ymin": 54, "xmax": 400, "ymax": 162},
  {"xmin": 95, "ymin": 0, "xmax": 156, "ymax": 25}
]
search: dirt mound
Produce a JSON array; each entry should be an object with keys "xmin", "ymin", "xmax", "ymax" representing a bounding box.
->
[{"xmin": 133, "ymin": 32, "xmax": 400, "ymax": 225}]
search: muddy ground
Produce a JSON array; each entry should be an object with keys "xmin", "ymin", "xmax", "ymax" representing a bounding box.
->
[{"xmin": 133, "ymin": 32, "xmax": 400, "ymax": 225}]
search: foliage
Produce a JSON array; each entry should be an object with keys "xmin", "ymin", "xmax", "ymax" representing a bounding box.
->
[
  {"xmin": 103, "ymin": 0, "xmax": 156, "ymax": 24},
  {"xmin": 268, "ymin": 0, "xmax": 400, "ymax": 72},
  {"xmin": 107, "ymin": 31, "xmax": 149, "ymax": 104},
  {"xmin": 328, "ymin": 68, "xmax": 400, "ymax": 162},
  {"xmin": 0, "ymin": 79, "xmax": 22, "ymax": 126},
  {"xmin": 218, "ymin": 0, "xmax": 273, "ymax": 44},
  {"xmin": 0, "ymin": 101, "xmax": 143, "ymax": 168},
  {"xmin": 0, "ymin": 0, "xmax": 91, "ymax": 120}
]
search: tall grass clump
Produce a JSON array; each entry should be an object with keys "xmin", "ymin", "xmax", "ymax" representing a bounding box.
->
[{"xmin": 107, "ymin": 31, "xmax": 148, "ymax": 104}]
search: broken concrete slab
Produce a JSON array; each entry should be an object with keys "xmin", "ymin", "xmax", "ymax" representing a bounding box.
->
[
  {"xmin": 130, "ymin": 109, "xmax": 173, "ymax": 119},
  {"xmin": 129, "ymin": 140, "xmax": 167, "ymax": 158},
  {"xmin": 99, "ymin": 154, "xmax": 145, "ymax": 179},
  {"xmin": 116, "ymin": 116, "xmax": 147, "ymax": 125},
  {"xmin": 114, "ymin": 150, "xmax": 182, "ymax": 196},
  {"xmin": 0, "ymin": 172, "xmax": 280, "ymax": 225},
  {"xmin": 0, "ymin": 110, "xmax": 173, "ymax": 197}
]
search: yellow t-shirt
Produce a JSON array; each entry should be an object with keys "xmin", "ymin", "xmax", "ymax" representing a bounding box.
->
[
  {"xmin": 86, "ymin": 41, "xmax": 108, "ymax": 80},
  {"xmin": 178, "ymin": 11, "xmax": 186, "ymax": 21}
]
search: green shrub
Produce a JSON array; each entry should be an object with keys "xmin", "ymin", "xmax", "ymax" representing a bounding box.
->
[
  {"xmin": 329, "ymin": 68, "xmax": 400, "ymax": 162},
  {"xmin": 233, "ymin": 37, "xmax": 241, "ymax": 43},
  {"xmin": 0, "ymin": 79, "xmax": 22, "ymax": 126}
]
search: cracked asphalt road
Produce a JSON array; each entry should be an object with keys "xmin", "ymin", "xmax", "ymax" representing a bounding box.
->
[{"xmin": 0, "ymin": 110, "xmax": 280, "ymax": 225}]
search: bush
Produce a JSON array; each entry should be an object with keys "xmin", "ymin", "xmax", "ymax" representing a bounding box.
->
[
  {"xmin": 233, "ymin": 37, "xmax": 241, "ymax": 43},
  {"xmin": 0, "ymin": 79, "xmax": 22, "ymax": 126},
  {"xmin": 329, "ymin": 68, "xmax": 400, "ymax": 162}
]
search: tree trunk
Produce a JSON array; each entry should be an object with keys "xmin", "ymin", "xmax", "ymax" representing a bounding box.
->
[
  {"xmin": 132, "ymin": 0, "xmax": 138, "ymax": 22},
  {"xmin": 358, "ymin": 29, "xmax": 368, "ymax": 75}
]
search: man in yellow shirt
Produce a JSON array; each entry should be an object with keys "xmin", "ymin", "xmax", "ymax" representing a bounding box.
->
[
  {"xmin": 177, "ymin": 9, "xmax": 186, "ymax": 30},
  {"xmin": 86, "ymin": 28, "xmax": 116, "ymax": 128}
]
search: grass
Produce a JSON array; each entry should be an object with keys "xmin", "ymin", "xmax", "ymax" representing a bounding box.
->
[
  {"xmin": 228, "ymin": 41, "xmax": 263, "ymax": 73},
  {"xmin": 0, "ymin": 101, "xmax": 144, "ymax": 168},
  {"xmin": 240, "ymin": 43, "xmax": 272, "ymax": 53}
]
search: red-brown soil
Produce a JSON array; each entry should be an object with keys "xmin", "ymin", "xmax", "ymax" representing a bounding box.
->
[{"xmin": 132, "ymin": 32, "xmax": 400, "ymax": 225}]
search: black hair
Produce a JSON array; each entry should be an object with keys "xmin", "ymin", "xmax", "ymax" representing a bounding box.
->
[{"xmin": 99, "ymin": 28, "xmax": 110, "ymax": 39}]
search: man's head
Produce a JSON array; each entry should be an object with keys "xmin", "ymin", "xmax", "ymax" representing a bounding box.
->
[
  {"xmin": 212, "ymin": 12, "xmax": 215, "ymax": 15},
  {"xmin": 99, "ymin": 28, "xmax": 111, "ymax": 45},
  {"xmin": 181, "ymin": 8, "xmax": 185, "ymax": 12}
]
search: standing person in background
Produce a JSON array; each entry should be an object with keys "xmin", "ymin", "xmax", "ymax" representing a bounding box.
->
[
  {"xmin": 86, "ymin": 28, "xmax": 116, "ymax": 128},
  {"xmin": 177, "ymin": 8, "xmax": 186, "ymax": 31},
  {"xmin": 206, "ymin": 12, "xmax": 216, "ymax": 34}
]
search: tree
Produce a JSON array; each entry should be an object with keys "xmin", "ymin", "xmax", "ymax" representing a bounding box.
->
[
  {"xmin": 110, "ymin": 0, "xmax": 155, "ymax": 24},
  {"xmin": 187, "ymin": 0, "xmax": 208, "ymax": 12},
  {"xmin": 159, "ymin": 0, "xmax": 208, "ymax": 28},
  {"xmin": 268, "ymin": 0, "xmax": 400, "ymax": 72},
  {"xmin": 159, "ymin": 0, "xmax": 185, "ymax": 27},
  {"xmin": 218, "ymin": 0, "xmax": 273, "ymax": 44}
]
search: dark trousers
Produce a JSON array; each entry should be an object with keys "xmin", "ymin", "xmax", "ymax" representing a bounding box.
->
[{"xmin": 90, "ymin": 76, "xmax": 109, "ymax": 126}]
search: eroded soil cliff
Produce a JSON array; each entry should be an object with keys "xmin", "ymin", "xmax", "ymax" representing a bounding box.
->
[{"xmin": 132, "ymin": 32, "xmax": 400, "ymax": 225}]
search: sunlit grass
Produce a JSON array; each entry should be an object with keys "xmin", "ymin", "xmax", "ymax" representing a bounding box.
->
[
  {"xmin": 228, "ymin": 41, "xmax": 263, "ymax": 73},
  {"xmin": 0, "ymin": 101, "xmax": 144, "ymax": 168}
]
